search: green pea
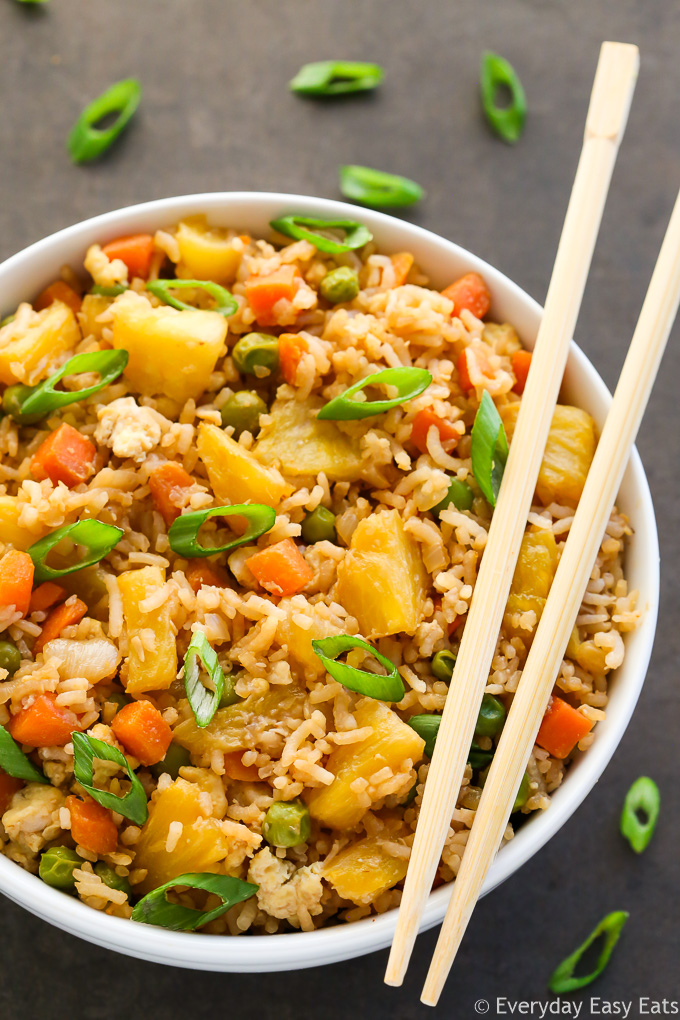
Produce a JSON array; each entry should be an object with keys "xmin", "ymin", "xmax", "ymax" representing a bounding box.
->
[
  {"xmin": 431, "ymin": 649, "xmax": 456, "ymax": 682},
  {"xmin": 468, "ymin": 739, "xmax": 494, "ymax": 771},
  {"xmin": 220, "ymin": 390, "xmax": 268, "ymax": 437},
  {"xmin": 475, "ymin": 693, "xmax": 506, "ymax": 737},
  {"xmin": 0, "ymin": 314, "xmax": 15, "ymax": 328},
  {"xmin": 149, "ymin": 742, "xmax": 192, "ymax": 780},
  {"xmin": 94, "ymin": 861, "xmax": 132, "ymax": 897},
  {"xmin": 319, "ymin": 266, "xmax": 360, "ymax": 304},
  {"xmin": 2, "ymin": 383, "xmax": 42, "ymax": 425},
  {"xmin": 106, "ymin": 692, "xmax": 129, "ymax": 714},
  {"xmin": 39, "ymin": 846, "xmax": 82, "ymax": 890},
  {"xmin": 513, "ymin": 772, "xmax": 531, "ymax": 812},
  {"xmin": 431, "ymin": 477, "xmax": 474, "ymax": 517},
  {"xmin": 301, "ymin": 506, "xmax": 337, "ymax": 544},
  {"xmin": 232, "ymin": 333, "xmax": 279, "ymax": 375},
  {"xmin": 218, "ymin": 672, "xmax": 241, "ymax": 709},
  {"xmin": 0, "ymin": 639, "xmax": 21, "ymax": 678},
  {"xmin": 262, "ymin": 798, "xmax": 311, "ymax": 848}
]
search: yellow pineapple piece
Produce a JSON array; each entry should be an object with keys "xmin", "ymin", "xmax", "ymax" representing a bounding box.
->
[
  {"xmin": 111, "ymin": 291, "xmax": 227, "ymax": 404},
  {"xmin": 173, "ymin": 685, "xmax": 307, "ymax": 756},
  {"xmin": 307, "ymin": 699, "xmax": 425, "ymax": 830},
  {"xmin": 197, "ymin": 422, "xmax": 292, "ymax": 507},
  {"xmin": 324, "ymin": 827, "xmax": 410, "ymax": 905},
  {"xmin": 277, "ymin": 599, "xmax": 343, "ymax": 678},
  {"xmin": 254, "ymin": 396, "xmax": 364, "ymax": 482},
  {"xmin": 175, "ymin": 216, "xmax": 242, "ymax": 285},
  {"xmin": 118, "ymin": 566, "xmax": 177, "ymax": 694},
  {"xmin": 335, "ymin": 509, "xmax": 427, "ymax": 638},
  {"xmin": 505, "ymin": 529, "xmax": 558, "ymax": 633},
  {"xmin": 0, "ymin": 496, "xmax": 48, "ymax": 550},
  {"xmin": 0, "ymin": 302, "xmax": 80, "ymax": 386}
]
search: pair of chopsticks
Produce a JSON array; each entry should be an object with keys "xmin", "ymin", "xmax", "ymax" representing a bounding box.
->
[{"xmin": 387, "ymin": 39, "xmax": 680, "ymax": 1006}]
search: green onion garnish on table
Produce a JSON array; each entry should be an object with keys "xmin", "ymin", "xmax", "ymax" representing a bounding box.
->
[
  {"xmin": 167, "ymin": 503, "xmax": 275, "ymax": 558},
  {"xmin": 317, "ymin": 366, "xmax": 431, "ymax": 421},
  {"xmin": 620, "ymin": 775, "xmax": 660, "ymax": 853},
  {"xmin": 548, "ymin": 911, "xmax": 629, "ymax": 993},
  {"xmin": 68, "ymin": 79, "xmax": 142, "ymax": 164},
  {"xmin": 480, "ymin": 51, "xmax": 526, "ymax": 144},
  {"xmin": 16, "ymin": 349, "xmax": 129, "ymax": 421},
  {"xmin": 289, "ymin": 60, "xmax": 384, "ymax": 97},
  {"xmin": 470, "ymin": 390, "xmax": 508, "ymax": 506},
  {"xmin": 131, "ymin": 873, "xmax": 258, "ymax": 931},
  {"xmin": 311, "ymin": 634, "xmax": 405, "ymax": 702},
  {"xmin": 72, "ymin": 731, "xmax": 148, "ymax": 825},
  {"xmin": 0, "ymin": 725, "xmax": 48, "ymax": 784},
  {"xmin": 146, "ymin": 279, "xmax": 238, "ymax": 317},
  {"xmin": 28, "ymin": 519, "xmax": 124, "ymax": 584},
  {"xmin": 183, "ymin": 632, "xmax": 226, "ymax": 728},
  {"xmin": 269, "ymin": 215, "xmax": 372, "ymax": 254},
  {"xmin": 340, "ymin": 165, "xmax": 424, "ymax": 209}
]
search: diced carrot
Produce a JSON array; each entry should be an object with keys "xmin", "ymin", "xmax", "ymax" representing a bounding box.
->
[
  {"xmin": 34, "ymin": 281, "xmax": 82, "ymax": 315},
  {"xmin": 185, "ymin": 559, "xmax": 230, "ymax": 594},
  {"xmin": 223, "ymin": 750, "xmax": 260, "ymax": 782},
  {"xmin": 148, "ymin": 461, "xmax": 194, "ymax": 527},
  {"xmin": 278, "ymin": 333, "xmax": 308, "ymax": 386},
  {"xmin": 536, "ymin": 695, "xmax": 593, "ymax": 759},
  {"xmin": 111, "ymin": 700, "xmax": 172, "ymax": 766},
  {"xmin": 29, "ymin": 423, "xmax": 97, "ymax": 489},
  {"xmin": 441, "ymin": 272, "xmax": 491, "ymax": 319},
  {"xmin": 238, "ymin": 234, "xmax": 251, "ymax": 245},
  {"xmin": 29, "ymin": 582, "xmax": 67, "ymax": 615},
  {"xmin": 391, "ymin": 252, "xmax": 414, "ymax": 287},
  {"xmin": 101, "ymin": 234, "xmax": 155, "ymax": 280},
  {"xmin": 448, "ymin": 613, "xmax": 466, "ymax": 638},
  {"xmin": 410, "ymin": 408, "xmax": 460, "ymax": 455},
  {"xmin": 0, "ymin": 550, "xmax": 34, "ymax": 618},
  {"xmin": 457, "ymin": 346, "xmax": 494, "ymax": 393},
  {"xmin": 512, "ymin": 349, "xmax": 533, "ymax": 395},
  {"xmin": 246, "ymin": 539, "xmax": 314, "ymax": 597},
  {"xmin": 0, "ymin": 770, "xmax": 23, "ymax": 815},
  {"xmin": 8, "ymin": 693, "xmax": 80, "ymax": 746},
  {"xmin": 67, "ymin": 794, "xmax": 118, "ymax": 854},
  {"xmin": 34, "ymin": 597, "xmax": 88, "ymax": 654},
  {"xmin": 245, "ymin": 265, "xmax": 300, "ymax": 326}
]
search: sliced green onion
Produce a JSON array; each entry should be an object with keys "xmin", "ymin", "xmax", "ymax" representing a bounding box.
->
[
  {"xmin": 72, "ymin": 731, "xmax": 148, "ymax": 825},
  {"xmin": 621, "ymin": 776, "xmax": 660, "ymax": 853},
  {"xmin": 289, "ymin": 60, "xmax": 384, "ymax": 97},
  {"xmin": 0, "ymin": 314, "xmax": 15, "ymax": 328},
  {"xmin": 407, "ymin": 714, "xmax": 494, "ymax": 769},
  {"xmin": 468, "ymin": 738, "xmax": 494, "ymax": 770},
  {"xmin": 480, "ymin": 51, "xmax": 526, "ymax": 144},
  {"xmin": 317, "ymin": 367, "xmax": 432, "ymax": 421},
  {"xmin": 0, "ymin": 724, "xmax": 48, "ymax": 784},
  {"xmin": 90, "ymin": 284, "xmax": 128, "ymax": 297},
  {"xmin": 269, "ymin": 215, "xmax": 372, "ymax": 254},
  {"xmin": 131, "ymin": 872, "xmax": 258, "ymax": 931},
  {"xmin": 168, "ymin": 504, "xmax": 275, "ymax": 559},
  {"xmin": 548, "ymin": 912, "xmax": 629, "ymax": 993},
  {"xmin": 339, "ymin": 165, "xmax": 424, "ymax": 209},
  {"xmin": 183, "ymin": 632, "xmax": 225, "ymax": 729},
  {"xmin": 28, "ymin": 519, "xmax": 124, "ymax": 584},
  {"xmin": 470, "ymin": 390, "xmax": 508, "ymax": 506},
  {"xmin": 19, "ymin": 349, "xmax": 129, "ymax": 420},
  {"xmin": 311, "ymin": 634, "xmax": 404, "ymax": 702},
  {"xmin": 146, "ymin": 279, "xmax": 238, "ymax": 318},
  {"xmin": 68, "ymin": 79, "xmax": 141, "ymax": 164}
]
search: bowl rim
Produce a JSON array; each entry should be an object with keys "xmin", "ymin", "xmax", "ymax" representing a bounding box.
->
[{"xmin": 0, "ymin": 192, "xmax": 660, "ymax": 971}]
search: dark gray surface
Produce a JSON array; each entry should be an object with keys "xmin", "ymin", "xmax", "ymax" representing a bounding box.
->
[{"xmin": 1, "ymin": 1, "xmax": 678, "ymax": 1017}]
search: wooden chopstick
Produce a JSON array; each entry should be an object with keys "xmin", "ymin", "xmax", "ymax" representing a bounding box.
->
[
  {"xmin": 385, "ymin": 40, "xmax": 640, "ymax": 989},
  {"xmin": 422, "ymin": 148, "xmax": 680, "ymax": 1013}
]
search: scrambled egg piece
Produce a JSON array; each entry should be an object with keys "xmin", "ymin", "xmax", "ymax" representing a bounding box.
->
[
  {"xmin": 84, "ymin": 244, "xmax": 129, "ymax": 287},
  {"xmin": 247, "ymin": 847, "xmax": 323, "ymax": 931},
  {"xmin": 95, "ymin": 396, "xmax": 170, "ymax": 462},
  {"xmin": 2, "ymin": 785, "xmax": 65, "ymax": 854}
]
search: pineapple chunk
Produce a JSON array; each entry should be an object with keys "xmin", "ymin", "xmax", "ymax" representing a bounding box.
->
[
  {"xmin": 335, "ymin": 509, "xmax": 427, "ymax": 638},
  {"xmin": 505, "ymin": 529, "xmax": 558, "ymax": 632},
  {"xmin": 254, "ymin": 396, "xmax": 364, "ymax": 482},
  {"xmin": 175, "ymin": 216, "xmax": 242, "ymax": 285},
  {"xmin": 307, "ymin": 699, "xmax": 425, "ymax": 830},
  {"xmin": 197, "ymin": 422, "xmax": 293, "ymax": 507},
  {"xmin": 0, "ymin": 301, "xmax": 80, "ymax": 386},
  {"xmin": 277, "ymin": 598, "xmax": 343, "ymax": 678},
  {"xmin": 118, "ymin": 565, "xmax": 178, "ymax": 694},
  {"xmin": 111, "ymin": 291, "xmax": 227, "ymax": 404},
  {"xmin": 500, "ymin": 403, "xmax": 596, "ymax": 506},
  {"xmin": 0, "ymin": 496, "xmax": 47, "ymax": 550},
  {"xmin": 173, "ymin": 685, "xmax": 307, "ymax": 756},
  {"xmin": 133, "ymin": 778, "xmax": 233, "ymax": 893},
  {"xmin": 324, "ymin": 826, "xmax": 410, "ymax": 904}
]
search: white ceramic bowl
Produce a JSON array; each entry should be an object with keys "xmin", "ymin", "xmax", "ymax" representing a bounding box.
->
[{"xmin": 0, "ymin": 193, "xmax": 659, "ymax": 971}]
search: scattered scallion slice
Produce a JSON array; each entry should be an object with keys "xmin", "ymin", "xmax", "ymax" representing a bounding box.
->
[
  {"xmin": 480, "ymin": 51, "xmax": 526, "ymax": 144},
  {"xmin": 146, "ymin": 279, "xmax": 238, "ymax": 317},
  {"xmin": 18, "ymin": 349, "xmax": 129, "ymax": 421},
  {"xmin": 317, "ymin": 366, "xmax": 431, "ymax": 421},
  {"xmin": 131, "ymin": 873, "xmax": 258, "ymax": 931},
  {"xmin": 269, "ymin": 215, "xmax": 372, "ymax": 254},
  {"xmin": 72, "ymin": 731, "xmax": 148, "ymax": 825},
  {"xmin": 168, "ymin": 504, "xmax": 275, "ymax": 559},
  {"xmin": 311, "ymin": 634, "xmax": 405, "ymax": 703},
  {"xmin": 548, "ymin": 912, "xmax": 629, "ymax": 993},
  {"xmin": 339, "ymin": 165, "xmax": 424, "ymax": 209},
  {"xmin": 407, "ymin": 714, "xmax": 494, "ymax": 769},
  {"xmin": 67, "ymin": 79, "xmax": 142, "ymax": 164},
  {"xmin": 183, "ymin": 632, "xmax": 225, "ymax": 729},
  {"xmin": 27, "ymin": 519, "xmax": 124, "ymax": 584},
  {"xmin": 470, "ymin": 390, "xmax": 508, "ymax": 506},
  {"xmin": 90, "ymin": 284, "xmax": 128, "ymax": 297},
  {"xmin": 0, "ymin": 724, "xmax": 48, "ymax": 784},
  {"xmin": 289, "ymin": 61, "xmax": 383, "ymax": 97},
  {"xmin": 620, "ymin": 776, "xmax": 660, "ymax": 853}
]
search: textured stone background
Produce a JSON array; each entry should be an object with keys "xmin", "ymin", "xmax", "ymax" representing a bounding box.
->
[{"xmin": 0, "ymin": 1, "xmax": 678, "ymax": 1016}]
